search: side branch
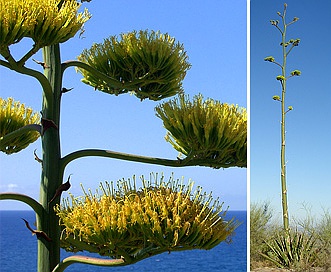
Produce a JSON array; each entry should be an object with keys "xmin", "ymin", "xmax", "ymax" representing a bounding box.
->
[
  {"xmin": 0, "ymin": 193, "xmax": 43, "ymax": 217},
  {"xmin": 0, "ymin": 59, "xmax": 53, "ymax": 105},
  {"xmin": 60, "ymin": 149, "xmax": 185, "ymax": 173},
  {"xmin": 61, "ymin": 60, "xmax": 152, "ymax": 90},
  {"xmin": 52, "ymin": 256, "xmax": 125, "ymax": 272},
  {"xmin": 60, "ymin": 149, "xmax": 242, "ymax": 175},
  {"xmin": 61, "ymin": 60, "xmax": 124, "ymax": 89}
]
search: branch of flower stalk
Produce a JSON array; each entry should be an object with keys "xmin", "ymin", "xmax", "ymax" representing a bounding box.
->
[
  {"xmin": 17, "ymin": 44, "xmax": 41, "ymax": 67},
  {"xmin": 60, "ymin": 149, "xmax": 185, "ymax": 174},
  {"xmin": 264, "ymin": 57, "xmax": 282, "ymax": 69},
  {"xmin": 0, "ymin": 124, "xmax": 42, "ymax": 150},
  {"xmin": 0, "ymin": 47, "xmax": 20, "ymax": 70},
  {"xmin": 0, "ymin": 193, "xmax": 43, "ymax": 217},
  {"xmin": 0, "ymin": 59, "xmax": 53, "ymax": 107},
  {"xmin": 61, "ymin": 60, "xmax": 152, "ymax": 91},
  {"xmin": 61, "ymin": 60, "xmax": 126, "ymax": 89},
  {"xmin": 132, "ymin": 243, "xmax": 193, "ymax": 262},
  {"xmin": 286, "ymin": 44, "xmax": 296, "ymax": 57},
  {"xmin": 52, "ymin": 256, "xmax": 126, "ymax": 272},
  {"xmin": 60, "ymin": 148, "xmax": 240, "ymax": 176}
]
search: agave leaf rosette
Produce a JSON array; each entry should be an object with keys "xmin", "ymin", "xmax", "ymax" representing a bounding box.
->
[
  {"xmin": 0, "ymin": 97, "xmax": 40, "ymax": 154},
  {"xmin": 77, "ymin": 30, "xmax": 191, "ymax": 101},
  {"xmin": 0, "ymin": 0, "xmax": 90, "ymax": 49},
  {"xmin": 155, "ymin": 94, "xmax": 247, "ymax": 169},
  {"xmin": 55, "ymin": 174, "xmax": 237, "ymax": 262}
]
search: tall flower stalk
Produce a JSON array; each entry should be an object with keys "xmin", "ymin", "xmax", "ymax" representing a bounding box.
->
[
  {"xmin": 0, "ymin": 1, "xmax": 246, "ymax": 271},
  {"xmin": 264, "ymin": 3, "xmax": 301, "ymax": 234}
]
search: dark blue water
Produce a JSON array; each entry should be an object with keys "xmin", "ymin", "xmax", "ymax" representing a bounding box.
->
[{"xmin": 0, "ymin": 210, "xmax": 246, "ymax": 271}]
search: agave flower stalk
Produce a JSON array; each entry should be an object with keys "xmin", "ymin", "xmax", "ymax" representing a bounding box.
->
[
  {"xmin": 0, "ymin": 1, "xmax": 246, "ymax": 271},
  {"xmin": 264, "ymin": 4, "xmax": 301, "ymax": 234},
  {"xmin": 54, "ymin": 173, "xmax": 238, "ymax": 269}
]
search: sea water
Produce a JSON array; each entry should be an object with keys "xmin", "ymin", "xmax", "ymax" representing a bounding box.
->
[{"xmin": 0, "ymin": 210, "xmax": 246, "ymax": 272}]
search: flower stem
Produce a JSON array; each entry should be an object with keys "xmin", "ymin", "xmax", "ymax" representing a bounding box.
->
[
  {"xmin": 52, "ymin": 256, "xmax": 125, "ymax": 272},
  {"xmin": 280, "ymin": 5, "xmax": 290, "ymax": 235},
  {"xmin": 0, "ymin": 193, "xmax": 43, "ymax": 216},
  {"xmin": 37, "ymin": 44, "xmax": 63, "ymax": 272}
]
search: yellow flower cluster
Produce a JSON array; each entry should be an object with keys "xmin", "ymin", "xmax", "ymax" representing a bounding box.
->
[
  {"xmin": 0, "ymin": 97, "xmax": 40, "ymax": 154},
  {"xmin": 0, "ymin": 0, "xmax": 90, "ymax": 48},
  {"xmin": 155, "ymin": 94, "xmax": 247, "ymax": 168},
  {"xmin": 77, "ymin": 30, "xmax": 191, "ymax": 101},
  {"xmin": 55, "ymin": 174, "xmax": 237, "ymax": 261}
]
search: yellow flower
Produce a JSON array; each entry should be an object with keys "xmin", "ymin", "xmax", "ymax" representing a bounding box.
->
[
  {"xmin": 0, "ymin": 0, "xmax": 90, "ymax": 49},
  {"xmin": 77, "ymin": 30, "xmax": 191, "ymax": 101},
  {"xmin": 155, "ymin": 94, "xmax": 247, "ymax": 168},
  {"xmin": 55, "ymin": 174, "xmax": 238, "ymax": 262},
  {"xmin": 0, "ymin": 97, "xmax": 40, "ymax": 154}
]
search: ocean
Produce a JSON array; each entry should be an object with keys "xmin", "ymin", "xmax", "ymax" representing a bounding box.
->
[{"xmin": 0, "ymin": 210, "xmax": 246, "ymax": 272}]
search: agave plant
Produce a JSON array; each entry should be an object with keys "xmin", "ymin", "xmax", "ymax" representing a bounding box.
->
[
  {"xmin": 77, "ymin": 30, "xmax": 191, "ymax": 101},
  {"xmin": 55, "ymin": 173, "xmax": 238, "ymax": 264},
  {"xmin": 0, "ymin": 97, "xmax": 40, "ymax": 154},
  {"xmin": 155, "ymin": 94, "xmax": 247, "ymax": 169},
  {"xmin": 261, "ymin": 229, "xmax": 318, "ymax": 269}
]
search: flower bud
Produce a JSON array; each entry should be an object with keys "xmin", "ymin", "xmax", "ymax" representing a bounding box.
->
[
  {"xmin": 272, "ymin": 95, "xmax": 281, "ymax": 101},
  {"xmin": 290, "ymin": 70, "xmax": 301, "ymax": 76},
  {"xmin": 264, "ymin": 56, "xmax": 275, "ymax": 62}
]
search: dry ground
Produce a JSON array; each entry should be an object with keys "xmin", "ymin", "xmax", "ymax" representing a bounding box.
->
[{"xmin": 251, "ymin": 268, "xmax": 330, "ymax": 272}]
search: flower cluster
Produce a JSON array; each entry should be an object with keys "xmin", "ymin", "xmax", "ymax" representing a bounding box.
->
[
  {"xmin": 55, "ymin": 174, "xmax": 237, "ymax": 262},
  {"xmin": 155, "ymin": 94, "xmax": 247, "ymax": 168},
  {"xmin": 0, "ymin": 0, "xmax": 90, "ymax": 49},
  {"xmin": 77, "ymin": 30, "xmax": 191, "ymax": 101},
  {"xmin": 0, "ymin": 97, "xmax": 40, "ymax": 154}
]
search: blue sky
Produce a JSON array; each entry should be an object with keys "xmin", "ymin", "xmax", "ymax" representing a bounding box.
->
[
  {"xmin": 0, "ymin": 1, "xmax": 247, "ymax": 210},
  {"xmin": 251, "ymin": 0, "xmax": 331, "ymax": 221}
]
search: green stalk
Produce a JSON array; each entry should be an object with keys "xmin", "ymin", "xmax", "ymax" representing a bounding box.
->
[
  {"xmin": 59, "ymin": 148, "xmax": 242, "ymax": 177},
  {"xmin": 37, "ymin": 44, "xmax": 63, "ymax": 272},
  {"xmin": 280, "ymin": 13, "xmax": 290, "ymax": 234},
  {"xmin": 0, "ymin": 193, "xmax": 43, "ymax": 217},
  {"xmin": 266, "ymin": 4, "xmax": 300, "ymax": 237},
  {"xmin": 52, "ymin": 256, "xmax": 125, "ymax": 272}
]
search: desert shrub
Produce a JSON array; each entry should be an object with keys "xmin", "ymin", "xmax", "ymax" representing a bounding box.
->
[{"xmin": 250, "ymin": 201, "xmax": 275, "ymax": 266}]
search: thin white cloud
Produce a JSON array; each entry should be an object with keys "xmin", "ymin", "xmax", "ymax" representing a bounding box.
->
[
  {"xmin": 0, "ymin": 183, "xmax": 19, "ymax": 191},
  {"xmin": 7, "ymin": 183, "xmax": 18, "ymax": 190}
]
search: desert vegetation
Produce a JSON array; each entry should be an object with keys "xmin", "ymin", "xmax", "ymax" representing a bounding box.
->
[{"xmin": 250, "ymin": 202, "xmax": 331, "ymax": 271}]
